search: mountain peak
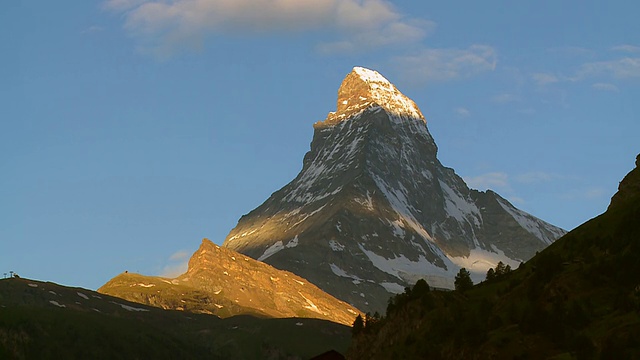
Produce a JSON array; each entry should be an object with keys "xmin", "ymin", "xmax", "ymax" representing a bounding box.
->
[{"xmin": 320, "ymin": 66, "xmax": 424, "ymax": 126}]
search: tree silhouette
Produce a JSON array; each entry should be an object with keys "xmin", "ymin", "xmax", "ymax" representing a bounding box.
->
[
  {"xmin": 9, "ymin": 271, "xmax": 14, "ymax": 278},
  {"xmin": 455, "ymin": 268, "xmax": 473, "ymax": 292},
  {"xmin": 485, "ymin": 268, "xmax": 496, "ymax": 281},
  {"xmin": 352, "ymin": 314, "xmax": 364, "ymax": 335},
  {"xmin": 412, "ymin": 278, "xmax": 430, "ymax": 297}
]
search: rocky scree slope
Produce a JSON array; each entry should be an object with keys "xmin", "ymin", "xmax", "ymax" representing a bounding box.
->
[{"xmin": 223, "ymin": 67, "xmax": 565, "ymax": 313}]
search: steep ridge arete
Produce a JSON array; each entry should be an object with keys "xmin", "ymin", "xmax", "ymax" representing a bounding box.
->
[
  {"xmin": 99, "ymin": 239, "xmax": 360, "ymax": 326},
  {"xmin": 222, "ymin": 67, "xmax": 566, "ymax": 313}
]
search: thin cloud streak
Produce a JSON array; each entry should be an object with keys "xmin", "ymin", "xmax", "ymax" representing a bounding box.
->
[
  {"xmin": 611, "ymin": 44, "xmax": 640, "ymax": 53},
  {"xmin": 393, "ymin": 45, "xmax": 497, "ymax": 84},
  {"xmin": 160, "ymin": 250, "xmax": 191, "ymax": 277},
  {"xmin": 577, "ymin": 57, "xmax": 640, "ymax": 80},
  {"xmin": 531, "ymin": 72, "xmax": 559, "ymax": 86},
  {"xmin": 453, "ymin": 107, "xmax": 471, "ymax": 117},
  {"xmin": 465, "ymin": 172, "xmax": 510, "ymax": 192},
  {"xmin": 591, "ymin": 82, "xmax": 619, "ymax": 92}
]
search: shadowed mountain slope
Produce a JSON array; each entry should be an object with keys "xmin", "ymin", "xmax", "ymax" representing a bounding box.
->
[
  {"xmin": 0, "ymin": 276, "xmax": 352, "ymax": 359},
  {"xmin": 348, "ymin": 154, "xmax": 640, "ymax": 360}
]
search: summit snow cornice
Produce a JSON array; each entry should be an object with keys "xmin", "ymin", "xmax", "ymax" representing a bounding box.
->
[{"xmin": 319, "ymin": 67, "xmax": 425, "ymax": 127}]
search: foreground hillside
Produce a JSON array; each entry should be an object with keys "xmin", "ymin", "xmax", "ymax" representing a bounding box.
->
[
  {"xmin": 348, "ymin": 155, "xmax": 640, "ymax": 359},
  {"xmin": 0, "ymin": 277, "xmax": 351, "ymax": 359},
  {"xmin": 99, "ymin": 239, "xmax": 360, "ymax": 326}
]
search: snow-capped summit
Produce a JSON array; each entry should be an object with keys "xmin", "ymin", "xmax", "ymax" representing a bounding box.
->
[
  {"xmin": 322, "ymin": 66, "xmax": 424, "ymax": 126},
  {"xmin": 223, "ymin": 67, "xmax": 565, "ymax": 313}
]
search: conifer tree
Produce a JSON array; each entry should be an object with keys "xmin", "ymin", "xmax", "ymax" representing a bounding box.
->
[{"xmin": 455, "ymin": 268, "xmax": 473, "ymax": 292}]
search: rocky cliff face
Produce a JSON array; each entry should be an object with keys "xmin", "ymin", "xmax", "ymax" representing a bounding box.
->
[
  {"xmin": 99, "ymin": 239, "xmax": 360, "ymax": 326},
  {"xmin": 223, "ymin": 67, "xmax": 566, "ymax": 313}
]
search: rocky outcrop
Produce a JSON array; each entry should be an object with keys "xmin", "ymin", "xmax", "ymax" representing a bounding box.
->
[{"xmin": 99, "ymin": 239, "xmax": 360, "ymax": 326}]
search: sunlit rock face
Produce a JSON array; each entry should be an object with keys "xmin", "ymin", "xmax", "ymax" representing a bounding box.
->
[
  {"xmin": 223, "ymin": 67, "xmax": 566, "ymax": 313},
  {"xmin": 99, "ymin": 239, "xmax": 360, "ymax": 326}
]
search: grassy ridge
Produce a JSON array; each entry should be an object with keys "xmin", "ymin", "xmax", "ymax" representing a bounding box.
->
[{"xmin": 0, "ymin": 278, "xmax": 351, "ymax": 359}]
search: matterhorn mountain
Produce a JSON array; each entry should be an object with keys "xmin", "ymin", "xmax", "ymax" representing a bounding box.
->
[{"xmin": 223, "ymin": 67, "xmax": 566, "ymax": 313}]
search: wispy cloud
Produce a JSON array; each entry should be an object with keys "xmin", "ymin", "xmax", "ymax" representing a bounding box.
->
[
  {"xmin": 466, "ymin": 170, "xmax": 565, "ymax": 204},
  {"xmin": 561, "ymin": 187, "xmax": 608, "ymax": 201},
  {"xmin": 591, "ymin": 82, "xmax": 619, "ymax": 92},
  {"xmin": 393, "ymin": 45, "xmax": 497, "ymax": 83},
  {"xmin": 515, "ymin": 171, "xmax": 556, "ymax": 184},
  {"xmin": 577, "ymin": 57, "xmax": 640, "ymax": 80},
  {"xmin": 104, "ymin": 0, "xmax": 432, "ymax": 56},
  {"xmin": 169, "ymin": 250, "xmax": 190, "ymax": 261},
  {"xmin": 611, "ymin": 44, "xmax": 640, "ymax": 53},
  {"xmin": 492, "ymin": 93, "xmax": 518, "ymax": 103},
  {"xmin": 465, "ymin": 172, "xmax": 510, "ymax": 192},
  {"xmin": 454, "ymin": 107, "xmax": 470, "ymax": 117},
  {"xmin": 160, "ymin": 250, "xmax": 190, "ymax": 278},
  {"xmin": 546, "ymin": 46, "xmax": 593, "ymax": 57},
  {"xmin": 81, "ymin": 25, "xmax": 104, "ymax": 34},
  {"xmin": 531, "ymin": 72, "xmax": 559, "ymax": 86}
]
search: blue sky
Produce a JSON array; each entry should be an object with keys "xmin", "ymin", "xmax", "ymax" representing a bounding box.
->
[{"xmin": 2, "ymin": 1, "xmax": 638, "ymax": 290}]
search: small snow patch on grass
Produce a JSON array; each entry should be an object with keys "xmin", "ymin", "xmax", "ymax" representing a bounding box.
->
[
  {"xmin": 28, "ymin": 283, "xmax": 38, "ymax": 288},
  {"xmin": 49, "ymin": 300, "xmax": 65, "ymax": 308},
  {"xmin": 110, "ymin": 301, "xmax": 149, "ymax": 312},
  {"xmin": 77, "ymin": 292, "xmax": 89, "ymax": 300}
]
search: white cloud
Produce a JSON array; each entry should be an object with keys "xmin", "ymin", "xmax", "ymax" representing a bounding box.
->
[
  {"xmin": 454, "ymin": 107, "xmax": 470, "ymax": 117},
  {"xmin": 464, "ymin": 172, "xmax": 510, "ymax": 192},
  {"xmin": 81, "ymin": 25, "xmax": 104, "ymax": 34},
  {"xmin": 591, "ymin": 82, "xmax": 619, "ymax": 92},
  {"xmin": 611, "ymin": 44, "xmax": 640, "ymax": 53},
  {"xmin": 492, "ymin": 93, "xmax": 518, "ymax": 103},
  {"xmin": 515, "ymin": 171, "xmax": 555, "ymax": 184},
  {"xmin": 160, "ymin": 250, "xmax": 190, "ymax": 277},
  {"xmin": 393, "ymin": 45, "xmax": 497, "ymax": 83},
  {"xmin": 546, "ymin": 46, "xmax": 593, "ymax": 57},
  {"xmin": 577, "ymin": 57, "xmax": 640, "ymax": 79},
  {"xmin": 531, "ymin": 72, "xmax": 559, "ymax": 86},
  {"xmin": 105, "ymin": 0, "xmax": 431, "ymax": 55},
  {"xmin": 169, "ymin": 250, "xmax": 190, "ymax": 261},
  {"xmin": 160, "ymin": 262, "xmax": 188, "ymax": 278},
  {"xmin": 561, "ymin": 187, "xmax": 607, "ymax": 201}
]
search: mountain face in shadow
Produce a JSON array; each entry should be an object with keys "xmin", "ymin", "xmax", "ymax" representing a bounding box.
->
[
  {"xmin": 348, "ymin": 154, "xmax": 640, "ymax": 359},
  {"xmin": 0, "ymin": 276, "xmax": 352, "ymax": 359}
]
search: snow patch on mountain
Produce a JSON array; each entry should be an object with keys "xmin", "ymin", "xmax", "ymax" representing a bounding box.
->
[
  {"xmin": 371, "ymin": 173, "xmax": 435, "ymax": 244},
  {"xmin": 496, "ymin": 197, "xmax": 563, "ymax": 245},
  {"xmin": 439, "ymin": 180, "xmax": 482, "ymax": 227},
  {"xmin": 329, "ymin": 240, "xmax": 345, "ymax": 251},
  {"xmin": 286, "ymin": 235, "xmax": 299, "ymax": 248},
  {"xmin": 329, "ymin": 263, "xmax": 363, "ymax": 284},
  {"xmin": 257, "ymin": 236, "xmax": 299, "ymax": 261},
  {"xmin": 358, "ymin": 243, "xmax": 452, "ymax": 281},
  {"xmin": 380, "ymin": 282, "xmax": 405, "ymax": 294},
  {"xmin": 352, "ymin": 67, "xmax": 423, "ymax": 121},
  {"xmin": 258, "ymin": 241, "xmax": 284, "ymax": 261}
]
